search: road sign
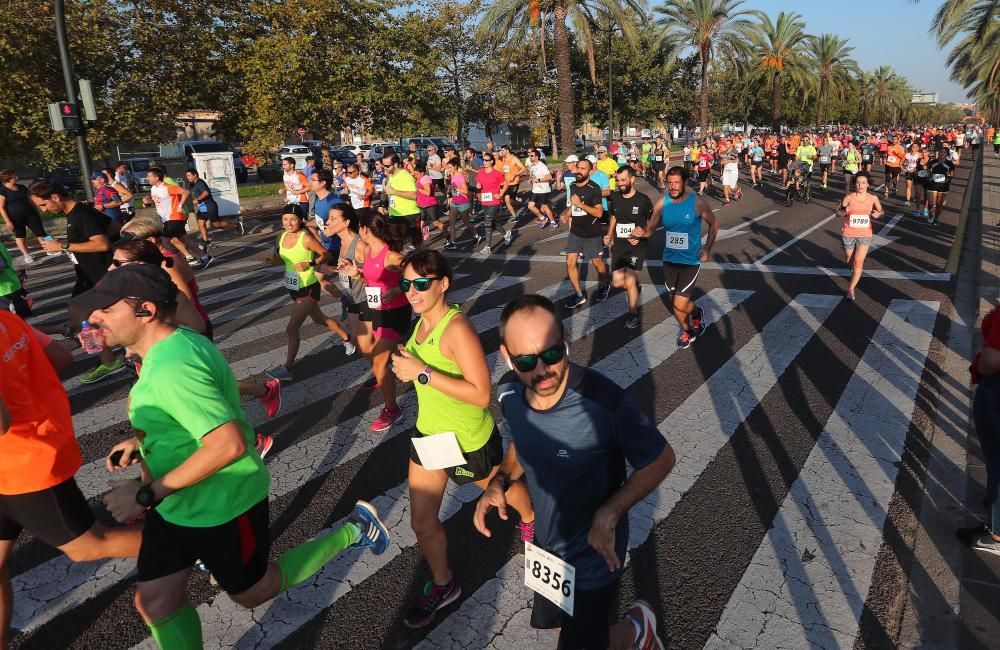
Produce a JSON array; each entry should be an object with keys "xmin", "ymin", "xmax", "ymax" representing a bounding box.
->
[
  {"xmin": 911, "ymin": 92, "xmax": 938, "ymax": 104},
  {"xmin": 297, "ymin": 128, "xmax": 306, "ymax": 136},
  {"xmin": 58, "ymin": 102, "xmax": 81, "ymax": 131},
  {"xmin": 47, "ymin": 103, "xmax": 65, "ymax": 132}
]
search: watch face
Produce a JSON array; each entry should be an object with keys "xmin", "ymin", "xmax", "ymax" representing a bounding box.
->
[{"xmin": 417, "ymin": 371, "xmax": 430, "ymax": 384}]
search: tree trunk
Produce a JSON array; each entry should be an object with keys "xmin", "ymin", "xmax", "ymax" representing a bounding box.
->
[
  {"xmin": 548, "ymin": 115, "xmax": 559, "ymax": 159},
  {"xmin": 539, "ymin": 15, "xmax": 547, "ymax": 72},
  {"xmin": 554, "ymin": 0, "xmax": 576, "ymax": 156},
  {"xmin": 584, "ymin": 21, "xmax": 598, "ymax": 85},
  {"xmin": 816, "ymin": 75, "xmax": 826, "ymax": 127},
  {"xmin": 771, "ymin": 70, "xmax": 782, "ymax": 132},
  {"xmin": 453, "ymin": 64, "xmax": 464, "ymax": 145},
  {"xmin": 699, "ymin": 46, "xmax": 709, "ymax": 135}
]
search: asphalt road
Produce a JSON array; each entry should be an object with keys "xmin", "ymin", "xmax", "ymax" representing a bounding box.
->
[{"xmin": 7, "ymin": 156, "xmax": 975, "ymax": 649}]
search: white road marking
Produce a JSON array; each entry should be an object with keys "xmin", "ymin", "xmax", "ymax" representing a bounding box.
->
[
  {"xmin": 706, "ymin": 299, "xmax": 939, "ymax": 650},
  {"xmin": 755, "ymin": 213, "xmax": 838, "ymax": 264},
  {"xmin": 710, "ymin": 210, "xmax": 779, "ymax": 243},
  {"xmin": 421, "ymin": 292, "xmax": 837, "ymax": 648},
  {"xmin": 868, "ymin": 212, "xmax": 903, "ymax": 251}
]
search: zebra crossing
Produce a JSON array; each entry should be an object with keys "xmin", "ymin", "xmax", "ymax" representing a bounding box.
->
[{"xmin": 9, "ymin": 250, "xmax": 945, "ymax": 650}]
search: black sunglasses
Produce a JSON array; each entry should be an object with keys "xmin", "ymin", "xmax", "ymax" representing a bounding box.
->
[
  {"xmin": 509, "ymin": 342, "xmax": 566, "ymax": 372},
  {"xmin": 110, "ymin": 259, "xmax": 134, "ymax": 267},
  {"xmin": 399, "ymin": 276, "xmax": 443, "ymax": 292}
]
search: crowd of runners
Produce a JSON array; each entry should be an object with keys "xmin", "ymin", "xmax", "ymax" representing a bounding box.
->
[{"xmin": 0, "ymin": 119, "xmax": 992, "ymax": 650}]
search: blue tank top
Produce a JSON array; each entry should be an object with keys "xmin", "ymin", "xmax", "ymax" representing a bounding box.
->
[{"xmin": 660, "ymin": 192, "xmax": 701, "ymax": 265}]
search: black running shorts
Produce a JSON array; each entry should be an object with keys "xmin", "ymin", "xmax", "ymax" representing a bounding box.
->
[
  {"xmin": 0, "ymin": 477, "xmax": 95, "ymax": 547},
  {"xmin": 162, "ymin": 220, "xmax": 187, "ymax": 239},
  {"xmin": 657, "ymin": 262, "xmax": 700, "ymax": 297},
  {"xmin": 530, "ymin": 578, "xmax": 617, "ymax": 649},
  {"xmin": 611, "ymin": 241, "xmax": 646, "ymax": 271},
  {"xmin": 136, "ymin": 499, "xmax": 270, "ymax": 595}
]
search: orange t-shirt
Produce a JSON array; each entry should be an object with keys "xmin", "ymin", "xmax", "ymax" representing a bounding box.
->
[
  {"xmin": 0, "ymin": 312, "xmax": 82, "ymax": 495},
  {"xmin": 789, "ymin": 135, "xmax": 801, "ymax": 150},
  {"xmin": 885, "ymin": 144, "xmax": 905, "ymax": 168},
  {"xmin": 842, "ymin": 192, "xmax": 876, "ymax": 238},
  {"xmin": 499, "ymin": 155, "xmax": 526, "ymax": 185}
]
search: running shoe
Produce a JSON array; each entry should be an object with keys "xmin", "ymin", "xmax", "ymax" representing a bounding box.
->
[
  {"xmin": 846, "ymin": 288, "xmax": 856, "ymax": 301},
  {"xmin": 518, "ymin": 520, "xmax": 535, "ymax": 543},
  {"xmin": 22, "ymin": 254, "xmax": 35, "ymax": 264},
  {"xmin": 443, "ymin": 239, "xmax": 456, "ymax": 250},
  {"xmin": 503, "ymin": 229, "xmax": 513, "ymax": 246},
  {"xmin": 404, "ymin": 575, "xmax": 462, "ymax": 628},
  {"xmin": 479, "ymin": 245, "xmax": 492, "ymax": 255},
  {"xmin": 422, "ymin": 224, "xmax": 430, "ymax": 241},
  {"xmin": 676, "ymin": 329, "xmax": 695, "ymax": 349},
  {"xmin": 904, "ymin": 200, "xmax": 912, "ymax": 207},
  {"xmin": 559, "ymin": 248, "xmax": 568, "ymax": 256},
  {"xmin": 691, "ymin": 305, "xmax": 707, "ymax": 337},
  {"xmin": 546, "ymin": 220, "xmax": 558, "ymax": 229},
  {"xmin": 562, "ymin": 293, "xmax": 587, "ymax": 309},
  {"xmin": 362, "ymin": 375, "xmax": 379, "ymax": 391},
  {"xmin": 254, "ymin": 434, "xmax": 274, "ymax": 459},
  {"xmin": 723, "ymin": 199, "xmax": 731, "ymax": 206},
  {"xmin": 474, "ymin": 234, "xmax": 483, "ymax": 246},
  {"xmin": 268, "ymin": 365, "xmax": 293, "ymax": 382},
  {"xmin": 624, "ymin": 600, "xmax": 665, "ymax": 650},
  {"xmin": 341, "ymin": 337, "xmax": 357, "ymax": 356},
  {"xmin": 594, "ymin": 284, "xmax": 611, "ymax": 303},
  {"xmin": 201, "ymin": 240, "xmax": 211, "ymax": 254},
  {"xmin": 625, "ymin": 313, "xmax": 640, "ymax": 329},
  {"xmin": 371, "ymin": 405, "xmax": 403, "ymax": 432},
  {"xmin": 822, "ymin": 183, "xmax": 828, "ymax": 189},
  {"xmin": 537, "ymin": 217, "xmax": 548, "ymax": 229},
  {"xmin": 199, "ymin": 255, "xmax": 214, "ymax": 270},
  {"xmin": 238, "ymin": 218, "xmax": 246, "ymax": 235},
  {"xmin": 957, "ymin": 524, "xmax": 1000, "ymax": 557},
  {"xmin": 735, "ymin": 188, "xmax": 743, "ymax": 200},
  {"xmin": 348, "ymin": 500, "xmax": 391, "ymax": 555},
  {"xmin": 260, "ymin": 378, "xmax": 282, "ymax": 418},
  {"xmin": 80, "ymin": 357, "xmax": 126, "ymax": 384}
]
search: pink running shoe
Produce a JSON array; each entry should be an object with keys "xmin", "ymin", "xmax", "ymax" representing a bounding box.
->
[
  {"xmin": 371, "ymin": 405, "xmax": 403, "ymax": 432},
  {"xmin": 260, "ymin": 378, "xmax": 282, "ymax": 418},
  {"xmin": 255, "ymin": 434, "xmax": 274, "ymax": 460},
  {"xmin": 422, "ymin": 224, "xmax": 431, "ymax": 241},
  {"xmin": 518, "ymin": 520, "xmax": 535, "ymax": 543}
]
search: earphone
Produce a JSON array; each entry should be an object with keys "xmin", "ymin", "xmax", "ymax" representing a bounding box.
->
[{"xmin": 134, "ymin": 308, "xmax": 152, "ymax": 318}]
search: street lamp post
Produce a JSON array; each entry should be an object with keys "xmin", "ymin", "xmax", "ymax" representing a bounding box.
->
[{"xmin": 54, "ymin": 0, "xmax": 93, "ymax": 199}]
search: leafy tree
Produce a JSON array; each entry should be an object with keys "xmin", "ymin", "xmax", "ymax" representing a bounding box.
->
[
  {"xmin": 752, "ymin": 10, "xmax": 808, "ymax": 131},
  {"xmin": 804, "ymin": 34, "xmax": 859, "ymax": 127}
]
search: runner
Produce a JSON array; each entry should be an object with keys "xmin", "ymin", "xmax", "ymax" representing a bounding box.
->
[
  {"xmin": 31, "ymin": 180, "xmax": 125, "ymax": 384},
  {"xmin": 993, "ymin": 128, "xmax": 1000, "ymax": 159},
  {"xmin": 144, "ymin": 169, "xmax": 209, "ymax": 268},
  {"xmin": 526, "ymin": 149, "xmax": 556, "ymax": 228},
  {"xmin": 816, "ymin": 138, "xmax": 834, "ymax": 189},
  {"xmin": 777, "ymin": 135, "xmax": 794, "ymax": 187},
  {"xmin": 835, "ymin": 171, "xmax": 883, "ymax": 300},
  {"xmin": 114, "ymin": 161, "xmax": 136, "ymax": 221},
  {"xmin": 389, "ymin": 249, "xmax": 535, "ymax": 628},
  {"xmin": 902, "ymin": 143, "xmax": 921, "ymax": 208},
  {"xmin": 337, "ymin": 210, "xmax": 411, "ymax": 432},
  {"xmin": 0, "ymin": 311, "xmax": 143, "ymax": 650},
  {"xmin": 382, "ymin": 153, "xmax": 421, "ymax": 247},
  {"xmin": 438, "ymin": 158, "xmax": 480, "ymax": 249},
  {"xmin": 71, "ymin": 264, "xmax": 389, "ymax": 650},
  {"xmin": 372, "ymin": 160, "xmax": 388, "ymax": 212},
  {"xmin": 860, "ymin": 138, "xmax": 876, "ymax": 173},
  {"xmin": 842, "ymin": 141, "xmax": 861, "ymax": 192},
  {"xmin": 498, "ymin": 145, "xmax": 527, "ymax": 221},
  {"xmin": 914, "ymin": 146, "xmax": 932, "ymax": 218},
  {"xmin": 695, "ymin": 145, "xmax": 714, "ymax": 196},
  {"xmin": 343, "ymin": 163, "xmax": 374, "ymax": 213},
  {"xmin": 604, "ymin": 166, "xmax": 653, "ymax": 329},
  {"xmin": 474, "ymin": 294, "xmax": 675, "ymax": 650},
  {"xmin": 719, "ymin": 147, "xmax": 742, "ymax": 205},
  {"xmin": 278, "ymin": 157, "xmax": 310, "ymax": 217},
  {"xmin": 426, "ymin": 144, "xmax": 446, "ymax": 198},
  {"xmin": 89, "ymin": 171, "xmax": 124, "ymax": 239},
  {"xmin": 186, "ymin": 169, "xmax": 241, "ymax": 254},
  {"xmin": 880, "ymin": 136, "xmax": 903, "ymax": 199},
  {"xmin": 477, "ymin": 152, "xmax": 511, "ymax": 254},
  {"xmin": 648, "ymin": 166, "xmax": 718, "ymax": 350},
  {"xmin": 559, "ymin": 158, "xmax": 610, "ymax": 309},
  {"xmin": 595, "ymin": 146, "xmax": 619, "ymax": 192},
  {"xmin": 748, "ymin": 138, "xmax": 765, "ymax": 188},
  {"xmin": 263, "ymin": 211, "xmax": 355, "ymax": 382},
  {"xmin": 925, "ymin": 147, "xmax": 955, "ymax": 226},
  {"xmin": 0, "ymin": 170, "xmax": 49, "ymax": 263}
]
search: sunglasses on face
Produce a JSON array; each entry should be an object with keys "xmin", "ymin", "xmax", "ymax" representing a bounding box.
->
[
  {"xmin": 483, "ymin": 158, "xmax": 494, "ymax": 163},
  {"xmin": 111, "ymin": 259, "xmax": 135, "ymax": 267},
  {"xmin": 399, "ymin": 276, "xmax": 442, "ymax": 292},
  {"xmin": 509, "ymin": 342, "xmax": 566, "ymax": 372}
]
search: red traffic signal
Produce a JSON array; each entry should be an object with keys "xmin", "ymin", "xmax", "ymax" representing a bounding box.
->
[
  {"xmin": 62, "ymin": 104, "xmax": 72, "ymax": 115},
  {"xmin": 58, "ymin": 102, "xmax": 81, "ymax": 130}
]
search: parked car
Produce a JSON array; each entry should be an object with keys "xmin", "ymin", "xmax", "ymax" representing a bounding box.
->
[
  {"xmin": 48, "ymin": 166, "xmax": 82, "ymax": 191},
  {"xmin": 337, "ymin": 144, "xmax": 365, "ymax": 157},
  {"xmin": 277, "ymin": 145, "xmax": 313, "ymax": 170},
  {"xmin": 122, "ymin": 158, "xmax": 153, "ymax": 191},
  {"xmin": 367, "ymin": 142, "xmax": 400, "ymax": 162},
  {"xmin": 327, "ymin": 149, "xmax": 358, "ymax": 166}
]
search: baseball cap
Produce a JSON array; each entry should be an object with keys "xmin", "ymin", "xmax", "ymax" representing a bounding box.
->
[
  {"xmin": 585, "ymin": 154, "xmax": 598, "ymax": 164},
  {"xmin": 70, "ymin": 264, "xmax": 178, "ymax": 315},
  {"xmin": 563, "ymin": 155, "xmax": 579, "ymax": 163},
  {"xmin": 88, "ymin": 171, "xmax": 105, "ymax": 181},
  {"xmin": 597, "ymin": 146, "xmax": 608, "ymax": 153}
]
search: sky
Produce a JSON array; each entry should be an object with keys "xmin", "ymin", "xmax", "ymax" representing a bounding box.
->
[{"xmin": 749, "ymin": 0, "xmax": 969, "ymax": 102}]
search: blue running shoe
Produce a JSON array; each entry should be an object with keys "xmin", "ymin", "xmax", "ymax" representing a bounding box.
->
[{"xmin": 349, "ymin": 500, "xmax": 390, "ymax": 555}]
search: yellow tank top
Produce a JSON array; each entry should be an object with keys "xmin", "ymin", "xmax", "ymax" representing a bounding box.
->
[{"xmin": 278, "ymin": 230, "xmax": 317, "ymax": 291}]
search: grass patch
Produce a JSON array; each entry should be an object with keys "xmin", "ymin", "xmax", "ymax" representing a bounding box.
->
[{"xmin": 238, "ymin": 182, "xmax": 284, "ymax": 199}]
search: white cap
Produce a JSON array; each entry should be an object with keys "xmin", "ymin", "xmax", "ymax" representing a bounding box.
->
[
  {"xmin": 563, "ymin": 154, "xmax": 579, "ymax": 162},
  {"xmin": 586, "ymin": 154, "xmax": 598, "ymax": 164}
]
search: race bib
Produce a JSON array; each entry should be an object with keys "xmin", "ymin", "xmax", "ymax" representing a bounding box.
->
[
  {"xmin": 374, "ymin": 184, "xmax": 384, "ymax": 193},
  {"xmin": 697, "ymin": 160, "xmax": 708, "ymax": 169},
  {"xmin": 67, "ymin": 251, "xmax": 79, "ymax": 265},
  {"xmin": 932, "ymin": 173, "xmax": 946, "ymax": 183},
  {"xmin": 616, "ymin": 223, "xmax": 635, "ymax": 239},
  {"xmin": 887, "ymin": 155, "xmax": 898, "ymax": 164},
  {"xmin": 532, "ymin": 183, "xmax": 547, "ymax": 194},
  {"xmin": 617, "ymin": 156, "xmax": 627, "ymax": 164},
  {"xmin": 863, "ymin": 154, "xmax": 872, "ymax": 161},
  {"xmin": 314, "ymin": 215, "xmax": 325, "ymax": 230},
  {"xmin": 365, "ymin": 286, "xmax": 382, "ymax": 309},
  {"xmin": 197, "ymin": 202, "xmax": 208, "ymax": 213},
  {"xmin": 819, "ymin": 156, "xmax": 830, "ymax": 163},
  {"xmin": 753, "ymin": 157, "xmax": 763, "ymax": 163},
  {"xmin": 654, "ymin": 155, "xmax": 663, "ymax": 162},
  {"xmin": 339, "ymin": 272, "xmax": 351, "ymax": 288},
  {"xmin": 524, "ymin": 542, "xmax": 575, "ymax": 616},
  {"xmin": 284, "ymin": 271, "xmax": 300, "ymax": 291},
  {"xmin": 502, "ymin": 166, "xmax": 510, "ymax": 173},
  {"xmin": 388, "ymin": 196, "xmax": 396, "ymax": 209},
  {"xmin": 665, "ymin": 231, "xmax": 688, "ymax": 249},
  {"xmin": 849, "ymin": 215, "xmax": 870, "ymax": 229},
  {"xmin": 481, "ymin": 192, "xmax": 494, "ymax": 202},
  {"xmin": 917, "ymin": 170, "xmax": 928, "ymax": 178},
  {"xmin": 451, "ymin": 187, "xmax": 460, "ymax": 197}
]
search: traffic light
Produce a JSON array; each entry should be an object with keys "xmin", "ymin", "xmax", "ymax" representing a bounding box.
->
[{"xmin": 58, "ymin": 102, "xmax": 81, "ymax": 131}]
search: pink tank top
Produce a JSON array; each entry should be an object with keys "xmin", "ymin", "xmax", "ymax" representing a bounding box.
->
[
  {"xmin": 450, "ymin": 173, "xmax": 469, "ymax": 205},
  {"xmin": 362, "ymin": 244, "xmax": 408, "ymax": 310},
  {"xmin": 842, "ymin": 192, "xmax": 876, "ymax": 238}
]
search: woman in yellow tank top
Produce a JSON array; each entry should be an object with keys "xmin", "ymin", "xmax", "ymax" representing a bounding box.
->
[
  {"xmin": 263, "ymin": 211, "xmax": 354, "ymax": 382},
  {"xmin": 389, "ymin": 250, "xmax": 534, "ymax": 628}
]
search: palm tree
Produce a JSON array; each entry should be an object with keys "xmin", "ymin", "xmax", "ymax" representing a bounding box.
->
[
  {"xmin": 478, "ymin": 0, "xmax": 645, "ymax": 157},
  {"xmin": 931, "ymin": 0, "xmax": 1000, "ymax": 124},
  {"xmin": 805, "ymin": 34, "xmax": 858, "ymax": 127},
  {"xmin": 652, "ymin": 0, "xmax": 760, "ymax": 136},
  {"xmin": 752, "ymin": 11, "xmax": 807, "ymax": 132}
]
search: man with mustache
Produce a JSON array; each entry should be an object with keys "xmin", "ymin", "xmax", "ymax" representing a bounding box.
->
[{"xmin": 475, "ymin": 295, "xmax": 676, "ymax": 650}]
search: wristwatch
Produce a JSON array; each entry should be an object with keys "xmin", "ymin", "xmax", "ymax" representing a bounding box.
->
[
  {"xmin": 61, "ymin": 242, "xmax": 69, "ymax": 252},
  {"xmin": 135, "ymin": 483, "xmax": 160, "ymax": 510},
  {"xmin": 417, "ymin": 365, "xmax": 433, "ymax": 385}
]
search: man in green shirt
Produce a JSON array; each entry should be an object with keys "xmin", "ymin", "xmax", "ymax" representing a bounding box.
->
[
  {"xmin": 795, "ymin": 134, "xmax": 818, "ymax": 172},
  {"xmin": 382, "ymin": 152, "xmax": 420, "ymax": 246},
  {"xmin": 74, "ymin": 264, "xmax": 391, "ymax": 650}
]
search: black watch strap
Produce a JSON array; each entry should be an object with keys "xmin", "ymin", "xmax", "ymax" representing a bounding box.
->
[{"xmin": 135, "ymin": 483, "xmax": 159, "ymax": 509}]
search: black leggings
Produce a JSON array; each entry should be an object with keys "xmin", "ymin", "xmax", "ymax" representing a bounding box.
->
[{"xmin": 9, "ymin": 210, "xmax": 46, "ymax": 239}]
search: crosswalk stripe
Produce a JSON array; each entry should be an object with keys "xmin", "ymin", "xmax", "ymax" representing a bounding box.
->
[
  {"xmin": 123, "ymin": 288, "xmax": 750, "ymax": 649},
  {"xmin": 706, "ymin": 299, "xmax": 939, "ymax": 650},
  {"xmin": 419, "ymin": 293, "xmax": 839, "ymax": 648}
]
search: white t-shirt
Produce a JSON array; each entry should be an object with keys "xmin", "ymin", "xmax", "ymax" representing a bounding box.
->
[
  {"xmin": 529, "ymin": 161, "xmax": 551, "ymax": 194},
  {"xmin": 344, "ymin": 176, "xmax": 368, "ymax": 209},
  {"xmin": 283, "ymin": 171, "xmax": 306, "ymax": 204},
  {"xmin": 427, "ymin": 154, "xmax": 443, "ymax": 180},
  {"xmin": 149, "ymin": 184, "xmax": 174, "ymax": 223}
]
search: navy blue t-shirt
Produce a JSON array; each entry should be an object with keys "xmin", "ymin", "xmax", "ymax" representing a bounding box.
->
[{"xmin": 497, "ymin": 364, "xmax": 666, "ymax": 589}]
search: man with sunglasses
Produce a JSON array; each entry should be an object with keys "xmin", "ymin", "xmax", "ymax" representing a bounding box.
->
[
  {"xmin": 560, "ymin": 159, "xmax": 611, "ymax": 309},
  {"xmin": 426, "ymin": 144, "xmax": 445, "ymax": 199},
  {"xmin": 475, "ymin": 294, "xmax": 675, "ymax": 650},
  {"xmin": 382, "ymin": 153, "xmax": 420, "ymax": 243}
]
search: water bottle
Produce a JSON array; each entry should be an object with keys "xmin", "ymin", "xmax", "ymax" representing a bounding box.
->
[{"xmin": 79, "ymin": 320, "xmax": 104, "ymax": 354}]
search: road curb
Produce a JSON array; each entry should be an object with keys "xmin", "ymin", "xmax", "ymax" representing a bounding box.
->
[{"xmin": 946, "ymin": 148, "xmax": 983, "ymax": 274}]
